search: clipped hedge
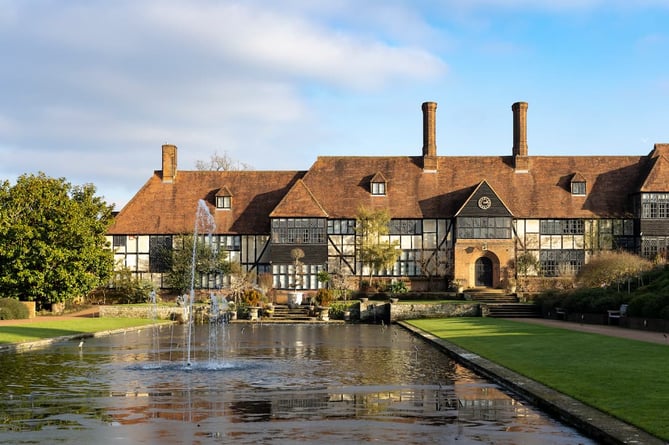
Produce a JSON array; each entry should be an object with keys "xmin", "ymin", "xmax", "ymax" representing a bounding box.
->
[
  {"xmin": 0, "ymin": 298, "xmax": 30, "ymax": 320},
  {"xmin": 535, "ymin": 269, "xmax": 669, "ymax": 321},
  {"xmin": 535, "ymin": 287, "xmax": 627, "ymax": 315},
  {"xmin": 628, "ymin": 292, "xmax": 669, "ymax": 320}
]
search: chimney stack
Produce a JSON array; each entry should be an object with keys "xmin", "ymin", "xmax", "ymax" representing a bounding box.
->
[
  {"xmin": 421, "ymin": 101, "xmax": 438, "ymax": 171},
  {"xmin": 512, "ymin": 102, "xmax": 528, "ymax": 156},
  {"xmin": 512, "ymin": 102, "xmax": 529, "ymax": 172},
  {"xmin": 162, "ymin": 144, "xmax": 177, "ymax": 183}
]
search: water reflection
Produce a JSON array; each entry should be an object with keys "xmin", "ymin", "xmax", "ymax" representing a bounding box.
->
[{"xmin": 0, "ymin": 324, "xmax": 594, "ymax": 444}]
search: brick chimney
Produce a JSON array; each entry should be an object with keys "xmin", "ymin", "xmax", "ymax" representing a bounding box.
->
[
  {"xmin": 162, "ymin": 144, "xmax": 177, "ymax": 183},
  {"xmin": 421, "ymin": 101, "xmax": 438, "ymax": 171},
  {"xmin": 512, "ymin": 102, "xmax": 529, "ymax": 172}
]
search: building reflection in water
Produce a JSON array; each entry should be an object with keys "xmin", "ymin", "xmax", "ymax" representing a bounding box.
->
[{"xmin": 0, "ymin": 324, "xmax": 593, "ymax": 444}]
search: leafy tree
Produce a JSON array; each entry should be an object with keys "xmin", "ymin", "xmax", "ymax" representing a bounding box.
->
[
  {"xmin": 0, "ymin": 173, "xmax": 114, "ymax": 308},
  {"xmin": 195, "ymin": 150, "xmax": 252, "ymax": 171},
  {"xmin": 354, "ymin": 207, "xmax": 400, "ymax": 286},
  {"xmin": 163, "ymin": 235, "xmax": 230, "ymax": 294}
]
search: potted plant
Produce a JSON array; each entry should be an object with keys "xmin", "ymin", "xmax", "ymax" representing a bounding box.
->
[
  {"xmin": 387, "ymin": 280, "xmax": 408, "ymax": 303},
  {"xmin": 226, "ymin": 301, "xmax": 237, "ymax": 321},
  {"xmin": 506, "ymin": 277, "xmax": 517, "ymax": 294},
  {"xmin": 316, "ymin": 288, "xmax": 333, "ymax": 321},
  {"xmin": 242, "ymin": 288, "xmax": 262, "ymax": 320},
  {"xmin": 452, "ymin": 278, "xmax": 466, "ymax": 294}
]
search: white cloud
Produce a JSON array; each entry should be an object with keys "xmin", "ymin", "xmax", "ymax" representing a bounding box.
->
[{"xmin": 138, "ymin": 1, "xmax": 445, "ymax": 89}]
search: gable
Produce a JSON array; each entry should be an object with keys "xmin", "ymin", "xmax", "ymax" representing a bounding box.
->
[
  {"xmin": 455, "ymin": 181, "xmax": 513, "ymax": 217},
  {"xmin": 640, "ymin": 155, "xmax": 669, "ymax": 192},
  {"xmin": 270, "ymin": 179, "xmax": 328, "ymax": 218}
]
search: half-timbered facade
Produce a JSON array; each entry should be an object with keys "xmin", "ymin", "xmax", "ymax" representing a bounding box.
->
[{"xmin": 107, "ymin": 101, "xmax": 669, "ymax": 292}]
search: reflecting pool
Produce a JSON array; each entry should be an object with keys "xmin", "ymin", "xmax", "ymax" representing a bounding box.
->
[{"xmin": 0, "ymin": 323, "xmax": 594, "ymax": 444}]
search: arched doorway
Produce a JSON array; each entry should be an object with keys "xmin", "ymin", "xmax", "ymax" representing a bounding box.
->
[{"xmin": 475, "ymin": 257, "xmax": 493, "ymax": 287}]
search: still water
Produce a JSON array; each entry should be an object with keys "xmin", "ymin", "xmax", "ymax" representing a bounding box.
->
[{"xmin": 0, "ymin": 323, "xmax": 594, "ymax": 444}]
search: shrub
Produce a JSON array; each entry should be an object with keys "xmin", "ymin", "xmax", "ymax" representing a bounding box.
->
[
  {"xmin": 316, "ymin": 288, "xmax": 334, "ymax": 306},
  {"xmin": 536, "ymin": 287, "xmax": 626, "ymax": 315},
  {"xmin": 387, "ymin": 280, "xmax": 408, "ymax": 294},
  {"xmin": 106, "ymin": 268, "xmax": 156, "ymax": 304},
  {"xmin": 639, "ymin": 293, "xmax": 669, "ymax": 319},
  {"xmin": 576, "ymin": 251, "xmax": 653, "ymax": 288},
  {"xmin": 329, "ymin": 301, "xmax": 356, "ymax": 320},
  {"xmin": 241, "ymin": 289, "xmax": 262, "ymax": 307},
  {"xmin": 0, "ymin": 298, "xmax": 30, "ymax": 320}
]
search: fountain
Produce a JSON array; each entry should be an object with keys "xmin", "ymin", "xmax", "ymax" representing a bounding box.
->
[
  {"xmin": 0, "ymin": 200, "xmax": 601, "ymax": 442},
  {"xmin": 185, "ymin": 199, "xmax": 218, "ymax": 367},
  {"xmin": 0, "ymin": 324, "xmax": 596, "ymax": 444}
]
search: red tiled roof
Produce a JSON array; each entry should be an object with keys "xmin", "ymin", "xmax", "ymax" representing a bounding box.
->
[
  {"xmin": 107, "ymin": 170, "xmax": 304, "ymax": 235},
  {"xmin": 110, "ymin": 149, "xmax": 668, "ymax": 235},
  {"xmin": 301, "ymin": 155, "xmax": 652, "ymax": 219}
]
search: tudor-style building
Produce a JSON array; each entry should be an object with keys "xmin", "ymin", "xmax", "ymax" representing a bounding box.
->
[{"xmin": 107, "ymin": 101, "xmax": 669, "ymax": 292}]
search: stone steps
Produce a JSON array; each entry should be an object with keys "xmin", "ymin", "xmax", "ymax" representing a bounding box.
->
[
  {"xmin": 268, "ymin": 305, "xmax": 315, "ymax": 321},
  {"xmin": 465, "ymin": 289, "xmax": 519, "ymax": 304},
  {"xmin": 484, "ymin": 303, "xmax": 541, "ymax": 318}
]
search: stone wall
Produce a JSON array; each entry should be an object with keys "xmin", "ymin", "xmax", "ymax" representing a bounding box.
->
[
  {"xmin": 359, "ymin": 301, "xmax": 480, "ymax": 323},
  {"xmin": 100, "ymin": 305, "xmax": 184, "ymax": 320}
]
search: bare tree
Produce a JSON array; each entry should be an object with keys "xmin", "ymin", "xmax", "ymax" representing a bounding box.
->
[
  {"xmin": 327, "ymin": 259, "xmax": 353, "ymax": 300},
  {"xmin": 228, "ymin": 262, "xmax": 256, "ymax": 305},
  {"xmin": 195, "ymin": 150, "xmax": 253, "ymax": 171},
  {"xmin": 415, "ymin": 246, "xmax": 451, "ymax": 291}
]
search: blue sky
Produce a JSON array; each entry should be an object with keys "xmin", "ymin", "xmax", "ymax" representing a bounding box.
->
[{"xmin": 1, "ymin": 1, "xmax": 668, "ymax": 210}]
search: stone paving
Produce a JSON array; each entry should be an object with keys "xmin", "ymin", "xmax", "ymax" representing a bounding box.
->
[
  {"xmin": 512, "ymin": 317, "xmax": 669, "ymax": 345},
  {"xmin": 0, "ymin": 306, "xmax": 102, "ymax": 326}
]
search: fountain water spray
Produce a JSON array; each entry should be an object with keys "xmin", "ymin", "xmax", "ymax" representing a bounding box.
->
[
  {"xmin": 150, "ymin": 290, "xmax": 160, "ymax": 367},
  {"xmin": 186, "ymin": 199, "xmax": 217, "ymax": 367}
]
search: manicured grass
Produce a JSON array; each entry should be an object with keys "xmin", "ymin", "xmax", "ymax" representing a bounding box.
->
[
  {"xmin": 0, "ymin": 318, "xmax": 163, "ymax": 344},
  {"xmin": 407, "ymin": 317, "xmax": 669, "ymax": 441}
]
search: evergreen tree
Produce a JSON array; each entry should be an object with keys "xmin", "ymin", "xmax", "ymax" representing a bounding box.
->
[{"xmin": 0, "ymin": 173, "xmax": 114, "ymax": 308}]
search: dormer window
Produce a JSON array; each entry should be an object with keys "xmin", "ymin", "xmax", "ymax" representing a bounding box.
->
[
  {"xmin": 215, "ymin": 186, "xmax": 232, "ymax": 210},
  {"xmin": 571, "ymin": 182, "xmax": 586, "ymax": 195},
  {"xmin": 370, "ymin": 172, "xmax": 387, "ymax": 196},
  {"xmin": 216, "ymin": 195, "xmax": 231, "ymax": 209},
  {"xmin": 570, "ymin": 173, "xmax": 586, "ymax": 196},
  {"xmin": 371, "ymin": 181, "xmax": 386, "ymax": 195}
]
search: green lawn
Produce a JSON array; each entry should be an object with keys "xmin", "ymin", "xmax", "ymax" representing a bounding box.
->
[
  {"xmin": 407, "ymin": 317, "xmax": 669, "ymax": 441},
  {"xmin": 0, "ymin": 318, "xmax": 163, "ymax": 344}
]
